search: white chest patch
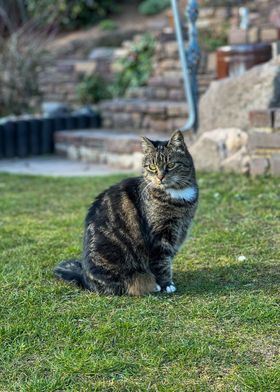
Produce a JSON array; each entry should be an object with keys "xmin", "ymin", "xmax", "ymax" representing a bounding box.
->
[{"xmin": 165, "ymin": 186, "xmax": 197, "ymax": 202}]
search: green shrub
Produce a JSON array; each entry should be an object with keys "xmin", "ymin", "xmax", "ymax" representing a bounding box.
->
[
  {"xmin": 111, "ymin": 34, "xmax": 155, "ymax": 97},
  {"xmin": 0, "ymin": 30, "xmax": 49, "ymax": 116},
  {"xmin": 138, "ymin": 0, "xmax": 170, "ymax": 16},
  {"xmin": 98, "ymin": 19, "xmax": 118, "ymax": 31},
  {"xmin": 77, "ymin": 74, "xmax": 112, "ymax": 104},
  {"xmin": 26, "ymin": 0, "xmax": 120, "ymax": 30}
]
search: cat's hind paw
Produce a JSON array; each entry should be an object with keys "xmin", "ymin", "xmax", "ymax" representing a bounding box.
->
[{"xmin": 164, "ymin": 284, "xmax": 176, "ymax": 294}]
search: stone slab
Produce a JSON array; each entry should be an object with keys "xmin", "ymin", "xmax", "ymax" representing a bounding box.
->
[
  {"xmin": 261, "ymin": 27, "xmax": 280, "ymax": 42},
  {"xmin": 228, "ymin": 28, "xmax": 248, "ymax": 45},
  {"xmin": 273, "ymin": 109, "xmax": 280, "ymax": 128},
  {"xmin": 270, "ymin": 154, "xmax": 280, "ymax": 175},
  {"xmin": 249, "ymin": 110, "xmax": 274, "ymax": 128},
  {"xmin": 54, "ymin": 129, "xmax": 170, "ymax": 168},
  {"xmin": 248, "ymin": 131, "xmax": 280, "ymax": 152}
]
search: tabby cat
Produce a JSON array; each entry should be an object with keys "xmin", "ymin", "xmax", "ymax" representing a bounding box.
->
[{"xmin": 54, "ymin": 130, "xmax": 198, "ymax": 295}]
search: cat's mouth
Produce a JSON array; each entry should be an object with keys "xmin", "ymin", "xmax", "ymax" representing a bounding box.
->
[
  {"xmin": 154, "ymin": 180, "xmax": 169, "ymax": 190},
  {"xmin": 148, "ymin": 178, "xmax": 183, "ymax": 191}
]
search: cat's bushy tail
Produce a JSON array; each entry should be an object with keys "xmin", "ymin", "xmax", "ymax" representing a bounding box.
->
[{"xmin": 54, "ymin": 259, "xmax": 85, "ymax": 287}]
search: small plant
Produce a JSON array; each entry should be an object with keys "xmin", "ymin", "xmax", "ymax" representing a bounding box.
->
[
  {"xmin": 76, "ymin": 34, "xmax": 155, "ymax": 103},
  {"xmin": 98, "ymin": 19, "xmax": 118, "ymax": 31},
  {"xmin": 111, "ymin": 34, "xmax": 155, "ymax": 97},
  {"xmin": 199, "ymin": 24, "xmax": 229, "ymax": 52},
  {"xmin": 77, "ymin": 74, "xmax": 112, "ymax": 104},
  {"xmin": 138, "ymin": 0, "xmax": 170, "ymax": 16}
]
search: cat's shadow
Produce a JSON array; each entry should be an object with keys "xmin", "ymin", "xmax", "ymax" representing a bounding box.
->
[{"xmin": 172, "ymin": 262, "xmax": 279, "ymax": 295}]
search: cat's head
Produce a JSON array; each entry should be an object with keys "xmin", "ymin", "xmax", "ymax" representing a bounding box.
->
[{"xmin": 141, "ymin": 130, "xmax": 196, "ymax": 190}]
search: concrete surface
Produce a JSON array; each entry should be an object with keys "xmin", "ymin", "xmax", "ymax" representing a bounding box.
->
[{"xmin": 0, "ymin": 156, "xmax": 135, "ymax": 177}]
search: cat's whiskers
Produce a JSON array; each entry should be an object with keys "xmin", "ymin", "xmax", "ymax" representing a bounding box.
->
[
  {"xmin": 141, "ymin": 182, "xmax": 153, "ymax": 198},
  {"xmin": 173, "ymin": 178, "xmax": 193, "ymax": 189}
]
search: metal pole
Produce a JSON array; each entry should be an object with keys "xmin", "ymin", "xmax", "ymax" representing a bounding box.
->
[{"xmin": 171, "ymin": 0, "xmax": 200, "ymax": 132}]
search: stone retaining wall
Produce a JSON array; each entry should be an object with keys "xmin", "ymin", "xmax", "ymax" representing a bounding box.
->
[
  {"xmin": 39, "ymin": 54, "xmax": 113, "ymax": 105},
  {"xmin": 184, "ymin": 107, "xmax": 280, "ymax": 177},
  {"xmin": 39, "ymin": 0, "xmax": 280, "ymax": 106},
  {"xmin": 248, "ymin": 109, "xmax": 280, "ymax": 175}
]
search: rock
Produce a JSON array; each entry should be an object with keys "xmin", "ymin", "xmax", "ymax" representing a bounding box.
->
[
  {"xmin": 221, "ymin": 146, "xmax": 250, "ymax": 174},
  {"xmin": 226, "ymin": 129, "xmax": 248, "ymax": 153},
  {"xmin": 189, "ymin": 128, "xmax": 248, "ymax": 171},
  {"xmin": 249, "ymin": 157, "xmax": 269, "ymax": 176},
  {"xmin": 199, "ymin": 57, "xmax": 280, "ymax": 133},
  {"xmin": 88, "ymin": 47, "xmax": 114, "ymax": 61},
  {"xmin": 42, "ymin": 102, "xmax": 70, "ymax": 117},
  {"xmin": 73, "ymin": 106, "xmax": 96, "ymax": 115}
]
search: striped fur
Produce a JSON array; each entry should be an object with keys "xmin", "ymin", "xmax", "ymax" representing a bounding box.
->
[{"xmin": 54, "ymin": 130, "xmax": 199, "ymax": 295}]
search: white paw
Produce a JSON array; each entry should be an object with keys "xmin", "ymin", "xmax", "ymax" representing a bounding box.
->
[
  {"xmin": 153, "ymin": 284, "xmax": 161, "ymax": 292},
  {"xmin": 165, "ymin": 284, "xmax": 176, "ymax": 294}
]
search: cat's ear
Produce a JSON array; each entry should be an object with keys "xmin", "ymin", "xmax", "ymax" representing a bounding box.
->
[
  {"xmin": 168, "ymin": 130, "xmax": 186, "ymax": 151},
  {"xmin": 141, "ymin": 136, "xmax": 155, "ymax": 154}
]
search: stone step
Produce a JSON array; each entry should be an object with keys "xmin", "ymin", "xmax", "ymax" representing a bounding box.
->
[
  {"xmin": 99, "ymin": 98, "xmax": 188, "ymax": 114},
  {"xmin": 153, "ymin": 40, "xmax": 216, "ymax": 75},
  {"xmin": 124, "ymin": 70, "xmax": 214, "ymax": 101},
  {"xmin": 149, "ymin": 73, "xmax": 214, "ymax": 88},
  {"xmin": 126, "ymin": 84, "xmax": 209, "ymax": 101},
  {"xmin": 156, "ymin": 28, "xmax": 188, "ymax": 44},
  {"xmin": 54, "ymin": 129, "xmax": 169, "ymax": 170},
  {"xmin": 99, "ymin": 99, "xmax": 189, "ymax": 132}
]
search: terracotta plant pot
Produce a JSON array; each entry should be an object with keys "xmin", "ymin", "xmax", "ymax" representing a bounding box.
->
[{"xmin": 216, "ymin": 43, "xmax": 272, "ymax": 79}]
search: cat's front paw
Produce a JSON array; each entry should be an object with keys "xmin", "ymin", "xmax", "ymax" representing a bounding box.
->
[
  {"xmin": 153, "ymin": 284, "xmax": 161, "ymax": 293},
  {"xmin": 163, "ymin": 283, "xmax": 176, "ymax": 294}
]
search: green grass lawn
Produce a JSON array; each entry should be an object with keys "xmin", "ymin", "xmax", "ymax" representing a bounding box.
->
[{"xmin": 0, "ymin": 172, "xmax": 279, "ymax": 392}]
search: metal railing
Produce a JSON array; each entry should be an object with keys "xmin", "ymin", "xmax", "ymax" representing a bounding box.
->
[{"xmin": 171, "ymin": 0, "xmax": 200, "ymax": 132}]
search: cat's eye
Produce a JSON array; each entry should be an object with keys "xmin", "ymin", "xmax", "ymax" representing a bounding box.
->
[
  {"xmin": 167, "ymin": 162, "xmax": 176, "ymax": 169},
  {"xmin": 148, "ymin": 164, "xmax": 157, "ymax": 172}
]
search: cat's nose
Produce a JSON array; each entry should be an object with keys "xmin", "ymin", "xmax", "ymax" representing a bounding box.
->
[{"xmin": 157, "ymin": 172, "xmax": 165, "ymax": 181}]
